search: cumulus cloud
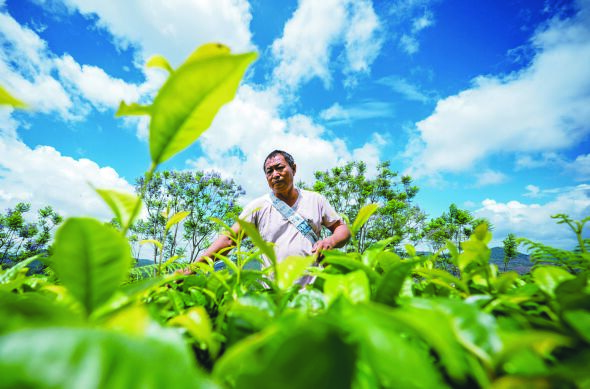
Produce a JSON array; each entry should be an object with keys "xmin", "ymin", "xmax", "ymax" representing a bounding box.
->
[
  {"xmin": 187, "ymin": 85, "xmax": 387, "ymax": 202},
  {"xmin": 0, "ymin": 10, "xmax": 163, "ymax": 124},
  {"xmin": 474, "ymin": 170, "xmax": 507, "ymax": 187},
  {"xmin": 271, "ymin": 0, "xmax": 383, "ymax": 90},
  {"xmin": 474, "ymin": 184, "xmax": 590, "ymax": 249},
  {"xmin": 0, "ymin": 130, "xmax": 134, "ymax": 220},
  {"xmin": 58, "ymin": 0, "xmax": 255, "ymax": 66},
  {"xmin": 0, "ymin": 12, "xmax": 76, "ymax": 120},
  {"xmin": 406, "ymin": 3, "xmax": 590, "ymax": 177}
]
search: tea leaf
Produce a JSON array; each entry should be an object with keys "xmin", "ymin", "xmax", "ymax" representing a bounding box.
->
[
  {"xmin": 146, "ymin": 55, "xmax": 174, "ymax": 73},
  {"xmin": 50, "ymin": 218, "xmax": 133, "ymax": 316},
  {"xmin": 277, "ymin": 255, "xmax": 315, "ymax": 290},
  {"xmin": 0, "ymin": 85, "xmax": 26, "ymax": 108},
  {"xmin": 165, "ymin": 210, "xmax": 190, "ymax": 231},
  {"xmin": 0, "ymin": 327, "xmax": 210, "ymax": 388},
  {"xmin": 115, "ymin": 101, "xmax": 151, "ymax": 116},
  {"xmin": 96, "ymin": 189, "xmax": 141, "ymax": 228},
  {"xmin": 148, "ymin": 44, "xmax": 257, "ymax": 165},
  {"xmin": 351, "ymin": 203, "xmax": 379, "ymax": 235}
]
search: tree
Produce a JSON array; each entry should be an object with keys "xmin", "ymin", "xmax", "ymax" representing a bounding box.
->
[
  {"xmin": 310, "ymin": 161, "xmax": 424, "ymax": 253},
  {"xmin": 502, "ymin": 233, "xmax": 518, "ymax": 272},
  {"xmin": 422, "ymin": 204, "xmax": 492, "ymax": 255},
  {"xmin": 0, "ymin": 203, "xmax": 62, "ymax": 265},
  {"xmin": 133, "ymin": 170, "xmax": 244, "ymax": 263}
]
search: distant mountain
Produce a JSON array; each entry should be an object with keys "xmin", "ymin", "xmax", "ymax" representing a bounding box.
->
[{"xmin": 489, "ymin": 247, "xmax": 531, "ymax": 274}]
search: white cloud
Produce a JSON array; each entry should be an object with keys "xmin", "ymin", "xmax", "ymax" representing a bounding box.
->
[
  {"xmin": 0, "ymin": 132, "xmax": 134, "ymax": 220},
  {"xmin": 474, "ymin": 170, "xmax": 507, "ymax": 187},
  {"xmin": 319, "ymin": 101, "xmax": 395, "ymax": 125},
  {"xmin": 188, "ymin": 84, "xmax": 387, "ymax": 202},
  {"xmin": 59, "ymin": 0, "xmax": 255, "ymax": 66},
  {"xmin": 0, "ymin": 11, "xmax": 164, "ymax": 124},
  {"xmin": 377, "ymin": 75, "xmax": 433, "ymax": 103},
  {"xmin": 406, "ymin": 3, "xmax": 590, "ymax": 177},
  {"xmin": 271, "ymin": 0, "xmax": 382, "ymax": 90},
  {"xmin": 474, "ymin": 184, "xmax": 590, "ymax": 249},
  {"xmin": 524, "ymin": 184, "xmax": 541, "ymax": 198},
  {"xmin": 54, "ymin": 54, "xmax": 142, "ymax": 111},
  {"xmin": 0, "ymin": 12, "xmax": 76, "ymax": 120},
  {"xmin": 567, "ymin": 153, "xmax": 590, "ymax": 181}
]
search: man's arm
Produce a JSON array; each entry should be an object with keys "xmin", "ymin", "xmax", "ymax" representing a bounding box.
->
[
  {"xmin": 180, "ymin": 223, "xmax": 241, "ymax": 274},
  {"xmin": 197, "ymin": 222, "xmax": 241, "ymax": 262},
  {"xmin": 311, "ymin": 220, "xmax": 351, "ymax": 256}
]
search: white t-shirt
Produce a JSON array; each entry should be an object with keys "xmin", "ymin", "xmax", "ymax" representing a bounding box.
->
[{"xmin": 239, "ymin": 188, "xmax": 342, "ymax": 268}]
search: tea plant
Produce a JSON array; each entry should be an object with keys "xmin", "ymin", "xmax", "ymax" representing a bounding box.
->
[{"xmin": 1, "ymin": 43, "xmax": 589, "ymax": 389}]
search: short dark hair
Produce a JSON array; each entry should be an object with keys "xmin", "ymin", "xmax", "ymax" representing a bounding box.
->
[{"xmin": 263, "ymin": 150, "xmax": 296, "ymax": 171}]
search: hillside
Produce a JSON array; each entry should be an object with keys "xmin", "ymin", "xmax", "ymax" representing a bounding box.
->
[{"xmin": 489, "ymin": 247, "xmax": 532, "ymax": 274}]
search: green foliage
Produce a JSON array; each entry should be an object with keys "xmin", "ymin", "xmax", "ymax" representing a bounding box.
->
[
  {"xmin": 50, "ymin": 218, "xmax": 133, "ymax": 316},
  {"xmin": 2, "ymin": 46, "xmax": 590, "ymax": 389},
  {"xmin": 132, "ymin": 170, "xmax": 244, "ymax": 264},
  {"xmin": 503, "ymin": 233, "xmax": 518, "ymax": 272},
  {"xmin": 311, "ymin": 161, "xmax": 424, "ymax": 252},
  {"xmin": 0, "ymin": 202, "xmax": 62, "ymax": 266}
]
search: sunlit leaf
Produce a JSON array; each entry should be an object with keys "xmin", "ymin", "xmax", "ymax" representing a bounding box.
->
[
  {"xmin": 237, "ymin": 219, "xmax": 276, "ymax": 265},
  {"xmin": 165, "ymin": 210, "xmax": 190, "ymax": 230},
  {"xmin": 96, "ymin": 189, "xmax": 141, "ymax": 228},
  {"xmin": 0, "ymin": 327, "xmax": 211, "ymax": 388},
  {"xmin": 146, "ymin": 44, "xmax": 257, "ymax": 165},
  {"xmin": 324, "ymin": 270, "xmax": 370, "ymax": 304},
  {"xmin": 50, "ymin": 218, "xmax": 133, "ymax": 316},
  {"xmin": 115, "ymin": 101, "xmax": 151, "ymax": 116},
  {"xmin": 374, "ymin": 262, "xmax": 415, "ymax": 305},
  {"xmin": 532, "ymin": 266, "xmax": 575, "ymax": 298},
  {"xmin": 0, "ymin": 85, "xmax": 26, "ymax": 108},
  {"xmin": 169, "ymin": 306, "xmax": 218, "ymax": 356},
  {"xmin": 140, "ymin": 239, "xmax": 163, "ymax": 251},
  {"xmin": 351, "ymin": 203, "xmax": 379, "ymax": 235},
  {"xmin": 276, "ymin": 255, "xmax": 315, "ymax": 290},
  {"xmin": 146, "ymin": 55, "xmax": 174, "ymax": 73}
]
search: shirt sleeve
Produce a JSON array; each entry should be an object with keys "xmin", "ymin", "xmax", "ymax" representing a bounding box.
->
[{"xmin": 319, "ymin": 194, "xmax": 343, "ymax": 228}]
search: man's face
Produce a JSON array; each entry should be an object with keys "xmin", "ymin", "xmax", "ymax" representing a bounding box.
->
[{"xmin": 264, "ymin": 154, "xmax": 296, "ymax": 193}]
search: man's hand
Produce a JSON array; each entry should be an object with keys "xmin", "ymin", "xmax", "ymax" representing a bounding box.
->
[{"xmin": 312, "ymin": 236, "xmax": 336, "ymax": 260}]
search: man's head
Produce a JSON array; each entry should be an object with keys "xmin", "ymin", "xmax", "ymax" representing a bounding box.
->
[
  {"xmin": 263, "ymin": 150, "xmax": 297, "ymax": 195},
  {"xmin": 263, "ymin": 150, "xmax": 295, "ymax": 171}
]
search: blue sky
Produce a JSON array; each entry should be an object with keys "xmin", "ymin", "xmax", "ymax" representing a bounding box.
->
[{"xmin": 0, "ymin": 0, "xmax": 589, "ymax": 249}]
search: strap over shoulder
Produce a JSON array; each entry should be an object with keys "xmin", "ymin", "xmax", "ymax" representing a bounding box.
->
[{"xmin": 269, "ymin": 192, "xmax": 319, "ymax": 244}]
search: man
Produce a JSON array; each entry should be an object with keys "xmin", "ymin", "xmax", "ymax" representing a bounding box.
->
[{"xmin": 193, "ymin": 150, "xmax": 351, "ymax": 280}]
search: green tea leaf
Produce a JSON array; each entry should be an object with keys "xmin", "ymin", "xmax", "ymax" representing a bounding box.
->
[
  {"xmin": 50, "ymin": 218, "xmax": 133, "ymax": 316},
  {"xmin": 324, "ymin": 270, "xmax": 370, "ymax": 304},
  {"xmin": 214, "ymin": 319, "xmax": 356, "ymax": 389},
  {"xmin": 532, "ymin": 266, "xmax": 575, "ymax": 298},
  {"xmin": 237, "ymin": 219, "xmax": 276, "ymax": 265},
  {"xmin": 147, "ymin": 44, "xmax": 257, "ymax": 165},
  {"xmin": 140, "ymin": 239, "xmax": 163, "ymax": 251},
  {"xmin": 0, "ymin": 327, "xmax": 211, "ymax": 389},
  {"xmin": 332, "ymin": 300, "xmax": 449, "ymax": 388},
  {"xmin": 115, "ymin": 101, "xmax": 151, "ymax": 116},
  {"xmin": 165, "ymin": 210, "xmax": 190, "ymax": 231},
  {"xmin": 562, "ymin": 310, "xmax": 590, "ymax": 343},
  {"xmin": 277, "ymin": 255, "xmax": 315, "ymax": 290},
  {"xmin": 351, "ymin": 203, "xmax": 379, "ymax": 235},
  {"xmin": 146, "ymin": 55, "xmax": 174, "ymax": 73},
  {"xmin": 374, "ymin": 262, "xmax": 415, "ymax": 305},
  {"xmin": 169, "ymin": 306, "xmax": 218, "ymax": 355},
  {"xmin": 0, "ymin": 85, "xmax": 26, "ymax": 107},
  {"xmin": 96, "ymin": 189, "xmax": 141, "ymax": 228}
]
